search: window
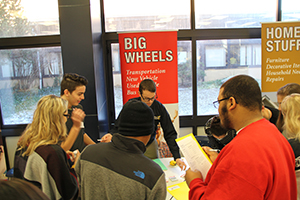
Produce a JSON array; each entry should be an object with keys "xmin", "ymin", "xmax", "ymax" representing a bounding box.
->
[
  {"xmin": 195, "ymin": 0, "xmax": 277, "ymax": 28},
  {"xmin": 103, "ymin": 0, "xmax": 191, "ymax": 32},
  {"xmin": 282, "ymin": 0, "xmax": 300, "ymax": 21},
  {"xmin": 0, "ymin": 0, "xmax": 59, "ymax": 38},
  {"xmin": 178, "ymin": 41, "xmax": 192, "ymax": 116},
  {"xmin": 205, "ymin": 47, "xmax": 226, "ymax": 68},
  {"xmin": 104, "ymin": 0, "xmax": 286, "ymax": 135},
  {"xmin": 111, "ymin": 44, "xmax": 123, "ymax": 117},
  {"xmin": 0, "ymin": 47, "xmax": 63, "ymax": 125},
  {"xmin": 197, "ymin": 39, "xmax": 261, "ymax": 115}
]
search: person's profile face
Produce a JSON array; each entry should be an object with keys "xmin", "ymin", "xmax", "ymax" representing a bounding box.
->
[
  {"xmin": 68, "ymin": 85, "xmax": 86, "ymax": 107},
  {"xmin": 220, "ymin": 105, "xmax": 232, "ymax": 130},
  {"xmin": 217, "ymin": 88, "xmax": 232, "ymax": 130},
  {"xmin": 139, "ymin": 90, "xmax": 156, "ymax": 107}
]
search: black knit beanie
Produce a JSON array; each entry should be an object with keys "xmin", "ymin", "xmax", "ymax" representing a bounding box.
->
[{"xmin": 118, "ymin": 99, "xmax": 154, "ymax": 136}]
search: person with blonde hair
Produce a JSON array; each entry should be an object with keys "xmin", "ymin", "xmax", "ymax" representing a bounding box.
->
[
  {"xmin": 14, "ymin": 95, "xmax": 78, "ymax": 200},
  {"xmin": 281, "ymin": 93, "xmax": 300, "ymax": 200},
  {"xmin": 276, "ymin": 83, "xmax": 300, "ymax": 133}
]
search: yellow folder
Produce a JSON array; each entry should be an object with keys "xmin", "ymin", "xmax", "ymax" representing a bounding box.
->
[{"xmin": 167, "ymin": 181, "xmax": 189, "ymax": 200}]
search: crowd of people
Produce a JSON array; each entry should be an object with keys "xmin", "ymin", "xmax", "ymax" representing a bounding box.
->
[{"xmin": 0, "ymin": 73, "xmax": 299, "ymax": 200}]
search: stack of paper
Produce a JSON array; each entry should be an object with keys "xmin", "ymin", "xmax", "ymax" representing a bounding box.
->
[{"xmin": 176, "ymin": 133, "xmax": 212, "ymax": 180}]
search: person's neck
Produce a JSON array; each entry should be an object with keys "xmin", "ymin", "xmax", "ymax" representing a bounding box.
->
[
  {"xmin": 126, "ymin": 135, "xmax": 150, "ymax": 146},
  {"xmin": 61, "ymin": 95, "xmax": 72, "ymax": 109},
  {"xmin": 232, "ymin": 109, "xmax": 263, "ymax": 131}
]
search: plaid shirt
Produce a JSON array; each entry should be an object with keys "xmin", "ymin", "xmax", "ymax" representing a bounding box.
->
[{"xmin": 158, "ymin": 141, "xmax": 173, "ymax": 158}]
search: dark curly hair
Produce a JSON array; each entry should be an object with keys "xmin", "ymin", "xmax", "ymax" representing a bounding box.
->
[{"xmin": 60, "ymin": 73, "xmax": 88, "ymax": 95}]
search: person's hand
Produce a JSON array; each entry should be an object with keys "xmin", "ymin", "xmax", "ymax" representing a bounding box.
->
[
  {"xmin": 66, "ymin": 150, "xmax": 75, "ymax": 162},
  {"xmin": 71, "ymin": 108, "xmax": 86, "ymax": 128},
  {"xmin": 176, "ymin": 158, "xmax": 187, "ymax": 170},
  {"xmin": 185, "ymin": 168, "xmax": 203, "ymax": 187},
  {"xmin": 100, "ymin": 133, "xmax": 112, "ymax": 143},
  {"xmin": 73, "ymin": 151, "xmax": 81, "ymax": 167},
  {"xmin": 202, "ymin": 146, "xmax": 219, "ymax": 163}
]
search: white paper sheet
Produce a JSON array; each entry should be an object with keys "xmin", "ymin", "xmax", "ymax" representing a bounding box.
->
[{"xmin": 176, "ymin": 133, "xmax": 212, "ymax": 180}]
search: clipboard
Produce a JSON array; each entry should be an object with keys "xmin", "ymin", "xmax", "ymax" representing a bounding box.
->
[{"xmin": 176, "ymin": 133, "xmax": 212, "ymax": 180}]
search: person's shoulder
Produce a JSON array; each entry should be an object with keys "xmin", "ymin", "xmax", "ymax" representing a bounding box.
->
[
  {"xmin": 151, "ymin": 99, "xmax": 164, "ymax": 109},
  {"xmin": 142, "ymin": 156, "xmax": 164, "ymax": 174},
  {"xmin": 288, "ymin": 138, "xmax": 300, "ymax": 147},
  {"xmin": 81, "ymin": 143, "xmax": 105, "ymax": 158},
  {"xmin": 35, "ymin": 144, "xmax": 64, "ymax": 155}
]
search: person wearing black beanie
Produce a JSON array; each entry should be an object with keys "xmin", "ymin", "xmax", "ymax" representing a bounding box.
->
[
  {"xmin": 75, "ymin": 99, "xmax": 167, "ymax": 200},
  {"xmin": 102, "ymin": 79, "xmax": 187, "ymax": 170},
  {"xmin": 118, "ymin": 99, "xmax": 155, "ymax": 137}
]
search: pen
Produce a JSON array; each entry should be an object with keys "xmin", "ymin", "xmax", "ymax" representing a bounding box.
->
[{"xmin": 209, "ymin": 149, "xmax": 220, "ymax": 153}]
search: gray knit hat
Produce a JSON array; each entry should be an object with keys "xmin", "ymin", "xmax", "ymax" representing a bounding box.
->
[{"xmin": 118, "ymin": 100, "xmax": 154, "ymax": 136}]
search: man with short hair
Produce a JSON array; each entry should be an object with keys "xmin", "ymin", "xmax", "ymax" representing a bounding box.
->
[
  {"xmin": 61, "ymin": 73, "xmax": 95, "ymax": 152},
  {"xmin": 102, "ymin": 79, "xmax": 186, "ymax": 169},
  {"xmin": 185, "ymin": 75, "xmax": 297, "ymax": 200},
  {"xmin": 75, "ymin": 100, "xmax": 166, "ymax": 200}
]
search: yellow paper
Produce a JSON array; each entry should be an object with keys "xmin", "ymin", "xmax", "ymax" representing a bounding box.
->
[
  {"xmin": 167, "ymin": 181, "xmax": 189, "ymax": 200},
  {"xmin": 176, "ymin": 133, "xmax": 212, "ymax": 180}
]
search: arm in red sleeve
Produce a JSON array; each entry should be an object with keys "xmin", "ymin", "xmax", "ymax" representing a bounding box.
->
[{"xmin": 189, "ymin": 178, "xmax": 207, "ymax": 200}]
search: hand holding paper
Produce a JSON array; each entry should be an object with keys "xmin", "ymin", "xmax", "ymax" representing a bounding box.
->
[
  {"xmin": 203, "ymin": 146, "xmax": 219, "ymax": 163},
  {"xmin": 185, "ymin": 168, "xmax": 203, "ymax": 187},
  {"xmin": 176, "ymin": 133, "xmax": 212, "ymax": 180}
]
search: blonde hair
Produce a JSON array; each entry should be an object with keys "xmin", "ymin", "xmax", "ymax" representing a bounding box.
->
[
  {"xmin": 281, "ymin": 93, "xmax": 300, "ymax": 142},
  {"xmin": 18, "ymin": 95, "xmax": 68, "ymax": 156},
  {"xmin": 276, "ymin": 83, "xmax": 300, "ymax": 132}
]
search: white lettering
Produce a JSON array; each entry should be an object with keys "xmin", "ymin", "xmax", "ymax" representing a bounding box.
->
[
  {"xmin": 165, "ymin": 50, "xmax": 173, "ymax": 61},
  {"xmin": 275, "ymin": 27, "xmax": 282, "ymax": 39},
  {"xmin": 136, "ymin": 51, "xmax": 144, "ymax": 63},
  {"xmin": 124, "ymin": 38, "xmax": 132, "ymax": 50},
  {"xmin": 283, "ymin": 26, "xmax": 293, "ymax": 38},
  {"xmin": 124, "ymin": 52, "xmax": 135, "ymax": 63},
  {"xmin": 266, "ymin": 27, "xmax": 274, "ymax": 39},
  {"xmin": 152, "ymin": 51, "xmax": 158, "ymax": 62}
]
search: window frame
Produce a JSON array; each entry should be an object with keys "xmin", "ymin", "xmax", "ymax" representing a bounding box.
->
[
  {"xmin": 0, "ymin": 0, "xmax": 288, "ymax": 136},
  {"xmin": 101, "ymin": 0, "xmax": 280, "ymax": 134},
  {"xmin": 0, "ymin": 35, "xmax": 61, "ymax": 131}
]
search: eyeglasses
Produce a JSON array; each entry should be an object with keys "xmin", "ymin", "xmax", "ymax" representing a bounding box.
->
[
  {"xmin": 63, "ymin": 113, "xmax": 70, "ymax": 118},
  {"xmin": 141, "ymin": 94, "xmax": 157, "ymax": 102},
  {"xmin": 213, "ymin": 97, "xmax": 230, "ymax": 109}
]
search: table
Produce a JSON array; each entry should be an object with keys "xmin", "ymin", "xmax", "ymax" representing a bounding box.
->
[{"xmin": 155, "ymin": 157, "xmax": 189, "ymax": 200}]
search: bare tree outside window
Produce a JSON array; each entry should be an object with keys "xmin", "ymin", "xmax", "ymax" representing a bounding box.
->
[{"xmin": 0, "ymin": 0, "xmax": 62, "ymax": 125}]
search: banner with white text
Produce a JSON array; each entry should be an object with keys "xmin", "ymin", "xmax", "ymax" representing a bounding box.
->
[
  {"xmin": 261, "ymin": 21, "xmax": 300, "ymax": 92},
  {"xmin": 118, "ymin": 31, "xmax": 179, "ymax": 138}
]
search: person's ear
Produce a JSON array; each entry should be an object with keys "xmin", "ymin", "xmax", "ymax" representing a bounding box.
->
[
  {"xmin": 228, "ymin": 97, "xmax": 237, "ymax": 110},
  {"xmin": 64, "ymin": 89, "xmax": 70, "ymax": 97}
]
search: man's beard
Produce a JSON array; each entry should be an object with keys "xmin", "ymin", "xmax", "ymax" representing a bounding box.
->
[{"xmin": 220, "ymin": 104, "xmax": 233, "ymax": 130}]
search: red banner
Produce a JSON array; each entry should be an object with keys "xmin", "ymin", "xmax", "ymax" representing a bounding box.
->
[{"xmin": 118, "ymin": 31, "xmax": 178, "ymax": 104}]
